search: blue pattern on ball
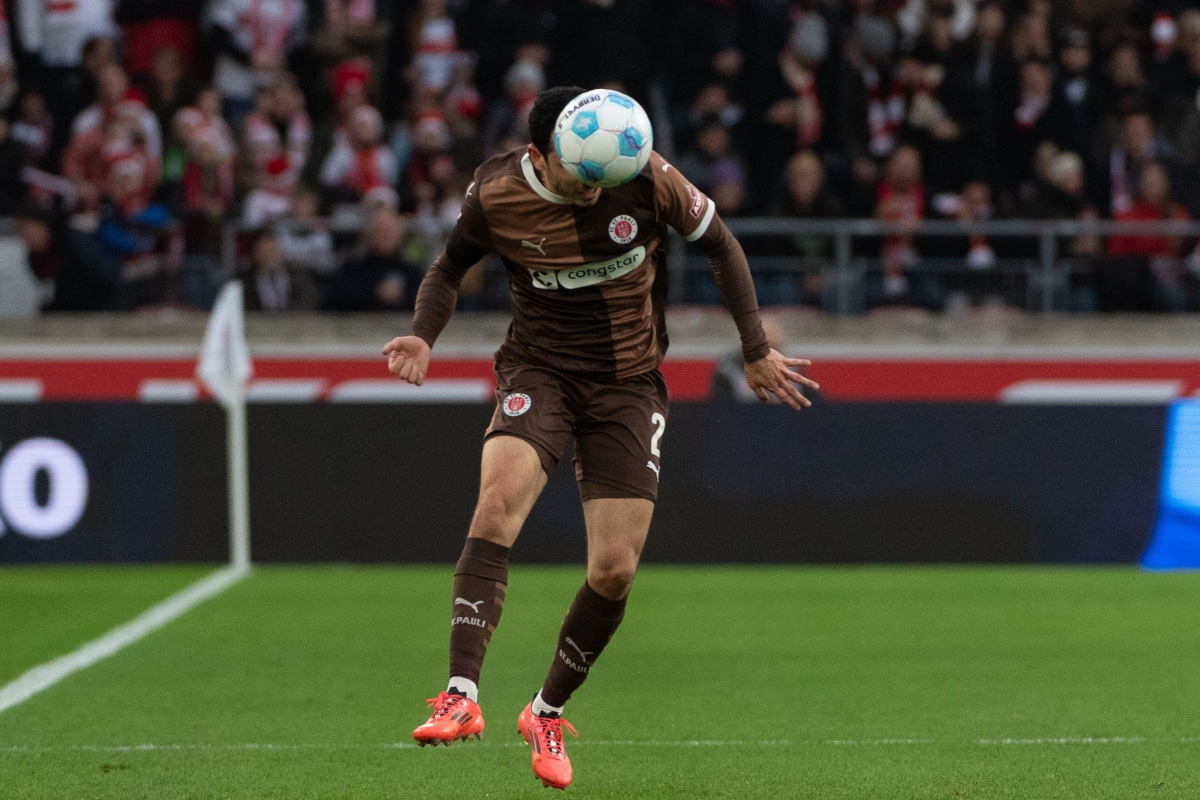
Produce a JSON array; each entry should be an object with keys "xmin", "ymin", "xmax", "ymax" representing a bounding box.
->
[
  {"xmin": 577, "ymin": 159, "xmax": 607, "ymax": 183},
  {"xmin": 571, "ymin": 110, "xmax": 599, "ymax": 138},
  {"xmin": 618, "ymin": 127, "xmax": 645, "ymax": 157},
  {"xmin": 607, "ymin": 93, "xmax": 635, "ymax": 109}
]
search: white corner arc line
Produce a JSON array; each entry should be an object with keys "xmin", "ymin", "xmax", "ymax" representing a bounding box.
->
[{"xmin": 0, "ymin": 567, "xmax": 249, "ymax": 716}]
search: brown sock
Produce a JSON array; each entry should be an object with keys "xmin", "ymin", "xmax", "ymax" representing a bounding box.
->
[
  {"xmin": 448, "ymin": 537, "xmax": 510, "ymax": 685},
  {"xmin": 539, "ymin": 582, "xmax": 628, "ymax": 708}
]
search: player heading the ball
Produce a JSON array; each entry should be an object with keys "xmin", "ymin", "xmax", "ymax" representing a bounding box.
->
[{"xmin": 385, "ymin": 85, "xmax": 818, "ymax": 790}]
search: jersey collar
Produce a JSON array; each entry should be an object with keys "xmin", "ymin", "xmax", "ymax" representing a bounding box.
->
[{"xmin": 521, "ymin": 152, "xmax": 571, "ymax": 205}]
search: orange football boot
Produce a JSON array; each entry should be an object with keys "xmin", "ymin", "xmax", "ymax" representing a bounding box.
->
[
  {"xmin": 413, "ymin": 692, "xmax": 485, "ymax": 746},
  {"xmin": 517, "ymin": 702, "xmax": 579, "ymax": 789}
]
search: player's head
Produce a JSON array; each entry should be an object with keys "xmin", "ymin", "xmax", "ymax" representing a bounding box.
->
[
  {"xmin": 528, "ymin": 86, "xmax": 584, "ymax": 159},
  {"xmin": 526, "ymin": 85, "xmax": 603, "ymax": 207}
]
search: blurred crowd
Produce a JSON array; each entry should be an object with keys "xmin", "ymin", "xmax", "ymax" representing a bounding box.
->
[{"xmin": 6, "ymin": 0, "xmax": 1200, "ymax": 312}]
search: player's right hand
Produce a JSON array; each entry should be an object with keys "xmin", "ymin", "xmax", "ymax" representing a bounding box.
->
[{"xmin": 382, "ymin": 336, "xmax": 431, "ymax": 386}]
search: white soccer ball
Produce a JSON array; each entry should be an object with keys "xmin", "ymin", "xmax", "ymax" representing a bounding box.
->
[{"xmin": 553, "ymin": 89, "xmax": 653, "ymax": 188}]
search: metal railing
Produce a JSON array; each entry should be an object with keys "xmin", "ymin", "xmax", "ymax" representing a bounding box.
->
[
  {"xmin": 215, "ymin": 217, "xmax": 1200, "ymax": 315},
  {"xmin": 708, "ymin": 218, "xmax": 1200, "ymax": 314}
]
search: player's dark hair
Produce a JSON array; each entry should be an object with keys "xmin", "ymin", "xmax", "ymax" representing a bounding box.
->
[{"xmin": 527, "ymin": 85, "xmax": 587, "ymax": 157}]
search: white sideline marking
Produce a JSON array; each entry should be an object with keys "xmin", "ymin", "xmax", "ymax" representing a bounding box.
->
[
  {"xmin": 0, "ymin": 567, "xmax": 249, "ymax": 716},
  {"xmin": 2, "ymin": 737, "xmax": 1198, "ymax": 754}
]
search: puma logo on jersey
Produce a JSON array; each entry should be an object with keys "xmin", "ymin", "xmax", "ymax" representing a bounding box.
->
[
  {"xmin": 565, "ymin": 637, "xmax": 594, "ymax": 664},
  {"xmin": 521, "ymin": 237, "xmax": 547, "ymax": 255},
  {"xmin": 646, "ymin": 461, "xmax": 660, "ymax": 478},
  {"xmin": 661, "ymin": 162, "xmax": 672, "ymax": 173},
  {"xmin": 454, "ymin": 597, "xmax": 483, "ymax": 613}
]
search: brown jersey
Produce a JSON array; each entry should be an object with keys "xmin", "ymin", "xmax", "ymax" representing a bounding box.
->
[
  {"xmin": 412, "ymin": 148, "xmax": 768, "ymax": 380},
  {"xmin": 452, "ymin": 149, "xmax": 716, "ymax": 380}
]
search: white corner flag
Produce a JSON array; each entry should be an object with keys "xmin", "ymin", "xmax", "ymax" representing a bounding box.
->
[
  {"xmin": 197, "ymin": 282, "xmax": 253, "ymax": 572},
  {"xmin": 198, "ymin": 282, "xmax": 253, "ymax": 408}
]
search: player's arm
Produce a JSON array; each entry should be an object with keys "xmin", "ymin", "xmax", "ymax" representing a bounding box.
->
[
  {"xmin": 383, "ymin": 227, "xmax": 489, "ymax": 385},
  {"xmin": 384, "ymin": 176, "xmax": 492, "ymax": 385},
  {"xmin": 694, "ymin": 216, "xmax": 819, "ymax": 410},
  {"xmin": 652, "ymin": 152, "xmax": 818, "ymax": 410}
]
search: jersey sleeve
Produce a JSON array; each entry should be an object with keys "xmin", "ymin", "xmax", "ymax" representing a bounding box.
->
[
  {"xmin": 650, "ymin": 151, "xmax": 717, "ymax": 242},
  {"xmin": 455, "ymin": 173, "xmax": 495, "ymax": 253}
]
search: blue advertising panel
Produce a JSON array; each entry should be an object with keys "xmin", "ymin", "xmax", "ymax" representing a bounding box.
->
[{"xmin": 1142, "ymin": 401, "xmax": 1200, "ymax": 569}]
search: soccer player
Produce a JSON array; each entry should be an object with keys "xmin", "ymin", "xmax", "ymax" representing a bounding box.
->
[{"xmin": 384, "ymin": 86, "xmax": 817, "ymax": 790}]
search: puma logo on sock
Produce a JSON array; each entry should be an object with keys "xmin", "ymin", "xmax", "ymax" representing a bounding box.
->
[
  {"xmin": 565, "ymin": 637, "xmax": 594, "ymax": 664},
  {"xmin": 455, "ymin": 597, "xmax": 484, "ymax": 613}
]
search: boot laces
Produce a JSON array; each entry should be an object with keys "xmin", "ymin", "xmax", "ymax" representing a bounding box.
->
[
  {"xmin": 535, "ymin": 716, "xmax": 578, "ymax": 757},
  {"xmin": 425, "ymin": 692, "xmax": 467, "ymax": 720}
]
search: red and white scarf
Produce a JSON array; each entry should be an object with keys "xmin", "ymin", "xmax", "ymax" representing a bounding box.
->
[{"xmin": 864, "ymin": 66, "xmax": 904, "ymax": 158}]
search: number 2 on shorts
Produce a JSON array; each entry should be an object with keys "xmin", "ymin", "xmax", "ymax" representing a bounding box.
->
[{"xmin": 650, "ymin": 412, "xmax": 666, "ymax": 457}]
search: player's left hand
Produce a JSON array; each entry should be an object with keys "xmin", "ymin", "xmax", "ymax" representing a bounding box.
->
[{"xmin": 744, "ymin": 349, "xmax": 819, "ymax": 410}]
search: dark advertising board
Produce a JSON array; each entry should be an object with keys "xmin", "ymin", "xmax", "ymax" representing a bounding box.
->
[{"xmin": 0, "ymin": 403, "xmax": 1167, "ymax": 565}]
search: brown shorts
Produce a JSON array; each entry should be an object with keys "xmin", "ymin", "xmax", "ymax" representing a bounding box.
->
[{"xmin": 485, "ymin": 362, "xmax": 669, "ymax": 502}]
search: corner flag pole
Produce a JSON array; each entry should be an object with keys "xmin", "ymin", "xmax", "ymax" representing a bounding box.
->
[
  {"xmin": 225, "ymin": 383, "xmax": 251, "ymax": 572},
  {"xmin": 197, "ymin": 282, "xmax": 254, "ymax": 573}
]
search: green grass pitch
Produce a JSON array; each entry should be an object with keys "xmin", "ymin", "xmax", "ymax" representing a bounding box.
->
[{"xmin": 1, "ymin": 565, "xmax": 1198, "ymax": 799}]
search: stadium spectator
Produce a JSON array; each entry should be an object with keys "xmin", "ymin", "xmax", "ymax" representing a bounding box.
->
[
  {"xmin": 758, "ymin": 11, "xmax": 831, "ymax": 188},
  {"xmin": 710, "ymin": 160, "xmax": 748, "ymax": 218},
  {"xmin": 753, "ymin": 10, "xmax": 830, "ymax": 196},
  {"xmin": 179, "ymin": 88, "xmax": 236, "ymax": 157},
  {"xmin": 407, "ymin": 0, "xmax": 465, "ymax": 95},
  {"xmin": 242, "ymin": 229, "xmax": 317, "ymax": 311},
  {"xmin": 319, "ymin": 104, "xmax": 397, "ymax": 205},
  {"xmin": 71, "ymin": 64, "xmax": 163, "ymax": 162},
  {"xmin": 677, "ymin": 117, "xmax": 742, "ymax": 200},
  {"xmin": 766, "ymin": 150, "xmax": 844, "ymax": 307},
  {"xmin": 403, "ymin": 107, "xmax": 455, "ymax": 212},
  {"xmin": 304, "ymin": 58, "xmax": 372, "ymax": 185},
  {"xmin": 840, "ymin": 15, "xmax": 902, "ymax": 172},
  {"xmin": 1103, "ymin": 104, "xmax": 1178, "ymax": 216},
  {"xmin": 240, "ymin": 75, "xmax": 311, "ymax": 227},
  {"xmin": 277, "ymin": 186, "xmax": 334, "ymax": 276},
  {"xmin": 871, "ymin": 144, "xmax": 942, "ymax": 310},
  {"xmin": 896, "ymin": 0, "xmax": 977, "ymax": 50},
  {"xmin": 1003, "ymin": 58, "xmax": 1054, "ymax": 192},
  {"xmin": 483, "ymin": 58, "xmax": 543, "ymax": 157},
  {"xmin": 1042, "ymin": 29, "xmax": 1099, "ymax": 176},
  {"xmin": 180, "ymin": 126, "xmax": 235, "ymax": 220},
  {"xmin": 205, "ymin": 0, "xmax": 307, "ymax": 126},
  {"xmin": 86, "ymin": 153, "xmax": 172, "ymax": 306},
  {"xmin": 114, "ymin": 0, "xmax": 203, "ymax": 80},
  {"xmin": 309, "ymin": 0, "xmax": 391, "ymax": 98},
  {"xmin": 1020, "ymin": 147, "xmax": 1102, "ymax": 310},
  {"xmin": 176, "ymin": 120, "xmax": 233, "ymax": 307},
  {"xmin": 324, "ymin": 206, "xmax": 422, "ymax": 311},
  {"xmin": 775, "ymin": 150, "xmax": 844, "ymax": 228},
  {"xmin": 19, "ymin": 7, "xmax": 118, "ymax": 149},
  {"xmin": 945, "ymin": 1, "xmax": 1016, "ymax": 184},
  {"xmin": 1103, "ymin": 162, "xmax": 1194, "ymax": 311},
  {"xmin": 16, "ymin": 205, "xmax": 122, "ymax": 310},
  {"xmin": 140, "ymin": 46, "xmax": 199, "ymax": 141},
  {"xmin": 1103, "ymin": 41, "xmax": 1148, "ymax": 138},
  {"xmin": 11, "ymin": 90, "xmax": 54, "ymax": 169},
  {"xmin": 62, "ymin": 112, "xmax": 159, "ymax": 212},
  {"xmin": 1010, "ymin": 8, "xmax": 1053, "ymax": 63}
]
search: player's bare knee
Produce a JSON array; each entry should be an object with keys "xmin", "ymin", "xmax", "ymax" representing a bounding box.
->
[
  {"xmin": 588, "ymin": 561, "xmax": 638, "ymax": 599},
  {"xmin": 468, "ymin": 488, "xmax": 522, "ymax": 544}
]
